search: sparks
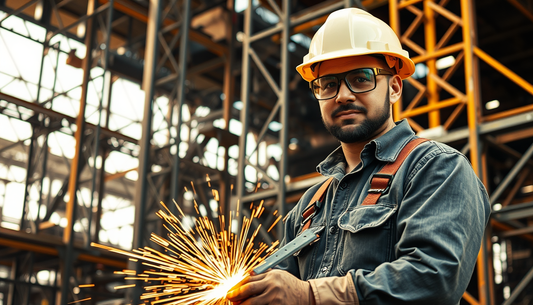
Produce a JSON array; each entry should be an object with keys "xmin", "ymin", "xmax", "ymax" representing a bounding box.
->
[{"xmin": 92, "ymin": 199, "xmax": 280, "ymax": 305}]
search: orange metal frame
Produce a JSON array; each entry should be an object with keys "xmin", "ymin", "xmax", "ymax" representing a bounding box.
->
[{"xmin": 390, "ymin": 0, "xmax": 533, "ymax": 304}]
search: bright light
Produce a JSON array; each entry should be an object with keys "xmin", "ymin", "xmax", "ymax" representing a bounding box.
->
[
  {"xmin": 412, "ymin": 63, "xmax": 429, "ymax": 79},
  {"xmin": 436, "ymin": 56, "xmax": 455, "ymax": 70},
  {"xmin": 233, "ymin": 101, "xmax": 243, "ymax": 110},
  {"xmin": 522, "ymin": 185, "xmax": 533, "ymax": 194},
  {"xmin": 77, "ymin": 22, "xmax": 86, "ymax": 38},
  {"xmin": 268, "ymin": 121, "xmax": 282, "ymax": 132},
  {"xmin": 203, "ymin": 271, "xmax": 247, "ymax": 301},
  {"xmin": 503, "ymin": 286, "xmax": 511, "ymax": 299},
  {"xmin": 485, "ymin": 99, "xmax": 500, "ymax": 110},
  {"xmin": 34, "ymin": 0, "xmax": 43, "ymax": 20}
]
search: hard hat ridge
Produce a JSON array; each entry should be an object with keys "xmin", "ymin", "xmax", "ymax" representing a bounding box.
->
[{"xmin": 296, "ymin": 8, "xmax": 415, "ymax": 81}]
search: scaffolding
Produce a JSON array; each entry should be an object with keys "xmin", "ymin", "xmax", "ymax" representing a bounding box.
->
[{"xmin": 0, "ymin": 0, "xmax": 532, "ymax": 304}]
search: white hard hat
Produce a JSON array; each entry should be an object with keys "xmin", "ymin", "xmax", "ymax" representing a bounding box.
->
[{"xmin": 296, "ymin": 8, "xmax": 415, "ymax": 81}]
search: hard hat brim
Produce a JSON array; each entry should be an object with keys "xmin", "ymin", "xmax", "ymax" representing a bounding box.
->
[{"xmin": 296, "ymin": 49, "xmax": 416, "ymax": 82}]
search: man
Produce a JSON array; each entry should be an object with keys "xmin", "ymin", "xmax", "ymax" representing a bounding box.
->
[{"xmin": 227, "ymin": 8, "xmax": 490, "ymax": 305}]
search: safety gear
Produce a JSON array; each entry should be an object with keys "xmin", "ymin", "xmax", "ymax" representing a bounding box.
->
[
  {"xmin": 296, "ymin": 8, "xmax": 415, "ymax": 81},
  {"xmin": 310, "ymin": 67, "xmax": 394, "ymax": 100}
]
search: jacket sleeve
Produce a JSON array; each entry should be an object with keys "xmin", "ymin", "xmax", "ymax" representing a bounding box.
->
[{"xmin": 353, "ymin": 149, "xmax": 491, "ymax": 304}]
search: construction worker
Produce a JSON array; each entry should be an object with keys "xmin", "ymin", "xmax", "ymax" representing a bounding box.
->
[{"xmin": 227, "ymin": 8, "xmax": 490, "ymax": 305}]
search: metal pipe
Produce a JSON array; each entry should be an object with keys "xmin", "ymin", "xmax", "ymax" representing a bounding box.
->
[
  {"xmin": 277, "ymin": 0, "xmax": 291, "ymax": 238},
  {"xmin": 87, "ymin": 0, "xmax": 114, "ymax": 248},
  {"xmin": 61, "ymin": 0, "xmax": 98, "ymax": 302},
  {"xmin": 424, "ymin": 0, "xmax": 440, "ymax": 127},
  {"xmin": 170, "ymin": 0, "xmax": 191, "ymax": 203},
  {"xmin": 237, "ymin": 0, "xmax": 253, "ymax": 216},
  {"xmin": 20, "ymin": 129, "xmax": 36, "ymax": 231},
  {"xmin": 490, "ymin": 142, "xmax": 533, "ymax": 205},
  {"xmin": 460, "ymin": 1, "xmax": 489, "ymax": 303},
  {"xmin": 502, "ymin": 265, "xmax": 533, "ymax": 305},
  {"xmin": 129, "ymin": 0, "xmax": 161, "ymax": 302}
]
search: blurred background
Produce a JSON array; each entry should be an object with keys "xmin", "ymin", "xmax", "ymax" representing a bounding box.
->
[{"xmin": 0, "ymin": 0, "xmax": 533, "ymax": 304}]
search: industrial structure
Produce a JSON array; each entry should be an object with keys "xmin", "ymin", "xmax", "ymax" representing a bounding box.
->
[{"xmin": 0, "ymin": 0, "xmax": 532, "ymax": 304}]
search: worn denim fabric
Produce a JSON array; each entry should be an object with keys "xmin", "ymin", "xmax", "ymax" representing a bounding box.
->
[{"xmin": 277, "ymin": 119, "xmax": 491, "ymax": 305}]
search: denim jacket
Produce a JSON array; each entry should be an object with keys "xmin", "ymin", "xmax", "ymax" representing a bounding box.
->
[{"xmin": 278, "ymin": 120, "xmax": 491, "ymax": 305}]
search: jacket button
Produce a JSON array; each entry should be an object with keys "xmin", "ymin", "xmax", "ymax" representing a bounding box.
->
[
  {"xmin": 339, "ymin": 182, "xmax": 348, "ymax": 189},
  {"xmin": 329, "ymin": 225, "xmax": 337, "ymax": 234},
  {"xmin": 321, "ymin": 267, "xmax": 328, "ymax": 273}
]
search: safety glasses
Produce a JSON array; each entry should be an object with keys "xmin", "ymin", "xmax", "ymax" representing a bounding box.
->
[{"xmin": 310, "ymin": 68, "xmax": 393, "ymax": 100}]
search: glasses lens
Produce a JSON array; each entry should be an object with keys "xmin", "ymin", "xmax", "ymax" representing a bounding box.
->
[
  {"xmin": 346, "ymin": 68, "xmax": 375, "ymax": 93},
  {"xmin": 312, "ymin": 76, "xmax": 339, "ymax": 100}
]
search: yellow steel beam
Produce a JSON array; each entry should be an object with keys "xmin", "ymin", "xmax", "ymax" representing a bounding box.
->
[
  {"xmin": 390, "ymin": 0, "xmax": 401, "ymax": 122},
  {"xmin": 399, "ymin": 0, "xmax": 424, "ymax": 9},
  {"xmin": 64, "ymin": 0, "xmax": 96, "ymax": 245},
  {"xmin": 462, "ymin": 291, "xmax": 480, "ymax": 305},
  {"xmin": 461, "ymin": 0, "xmax": 489, "ymax": 302},
  {"xmin": 0, "ymin": 237, "xmax": 127, "ymax": 268},
  {"xmin": 474, "ymin": 47, "xmax": 533, "ymax": 96},
  {"xmin": 400, "ymin": 96, "xmax": 464, "ymax": 118},
  {"xmin": 424, "ymin": 0, "xmax": 441, "ymax": 127}
]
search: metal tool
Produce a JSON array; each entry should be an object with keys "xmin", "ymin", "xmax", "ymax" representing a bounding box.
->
[
  {"xmin": 253, "ymin": 230, "xmax": 319, "ymax": 274},
  {"xmin": 227, "ymin": 230, "xmax": 319, "ymax": 296}
]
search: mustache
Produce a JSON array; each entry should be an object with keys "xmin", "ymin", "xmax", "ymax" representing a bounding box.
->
[{"xmin": 331, "ymin": 104, "xmax": 367, "ymax": 119}]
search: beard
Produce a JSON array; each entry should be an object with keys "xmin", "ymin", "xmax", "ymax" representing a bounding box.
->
[{"xmin": 323, "ymin": 94, "xmax": 391, "ymax": 144}]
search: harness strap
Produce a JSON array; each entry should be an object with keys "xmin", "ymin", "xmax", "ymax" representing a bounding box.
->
[
  {"xmin": 362, "ymin": 138, "xmax": 429, "ymax": 205},
  {"xmin": 301, "ymin": 177, "xmax": 334, "ymax": 232},
  {"xmin": 301, "ymin": 137, "xmax": 429, "ymax": 232}
]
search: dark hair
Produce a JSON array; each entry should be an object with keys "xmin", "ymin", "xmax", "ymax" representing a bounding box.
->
[{"xmin": 368, "ymin": 54, "xmax": 398, "ymax": 75}]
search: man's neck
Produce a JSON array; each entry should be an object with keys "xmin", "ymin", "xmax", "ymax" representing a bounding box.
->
[
  {"xmin": 341, "ymin": 141, "xmax": 365, "ymax": 173},
  {"xmin": 340, "ymin": 120, "xmax": 397, "ymax": 173}
]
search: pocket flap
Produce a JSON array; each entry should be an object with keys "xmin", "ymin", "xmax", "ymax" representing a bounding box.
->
[{"xmin": 338, "ymin": 204, "xmax": 397, "ymax": 233}]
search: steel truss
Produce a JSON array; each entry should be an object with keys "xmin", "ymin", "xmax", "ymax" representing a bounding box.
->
[
  {"xmin": 391, "ymin": 0, "xmax": 533, "ymax": 304},
  {"xmin": 0, "ymin": 0, "xmax": 137, "ymax": 303}
]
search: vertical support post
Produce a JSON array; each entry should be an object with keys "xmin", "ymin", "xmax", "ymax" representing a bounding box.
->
[
  {"xmin": 95, "ymin": 83, "xmax": 112, "ymax": 244},
  {"xmin": 220, "ymin": 0, "xmax": 236, "ymax": 224},
  {"xmin": 237, "ymin": 0, "xmax": 253, "ymax": 217},
  {"xmin": 36, "ymin": 131, "xmax": 50, "ymax": 232},
  {"xmin": 88, "ymin": 0, "xmax": 114, "ymax": 248},
  {"xmin": 277, "ymin": 0, "xmax": 290, "ymax": 237},
  {"xmin": 61, "ymin": 0, "xmax": 96, "ymax": 303},
  {"xmin": 389, "ymin": 0, "xmax": 402, "ymax": 122},
  {"xmin": 170, "ymin": 0, "xmax": 191, "ymax": 204},
  {"xmin": 129, "ymin": 0, "xmax": 161, "ymax": 302},
  {"xmin": 20, "ymin": 130, "xmax": 36, "ymax": 231},
  {"xmin": 424, "ymin": 0, "xmax": 440, "ymax": 127},
  {"xmin": 461, "ymin": 0, "xmax": 492, "ymax": 304}
]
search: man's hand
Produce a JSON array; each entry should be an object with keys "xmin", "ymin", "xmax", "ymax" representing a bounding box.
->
[{"xmin": 226, "ymin": 269, "xmax": 315, "ymax": 305}]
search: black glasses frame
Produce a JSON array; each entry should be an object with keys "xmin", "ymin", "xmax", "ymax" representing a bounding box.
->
[{"xmin": 310, "ymin": 68, "xmax": 393, "ymax": 100}]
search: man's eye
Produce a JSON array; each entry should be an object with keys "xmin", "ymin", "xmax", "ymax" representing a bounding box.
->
[
  {"xmin": 324, "ymin": 81, "xmax": 337, "ymax": 89},
  {"xmin": 349, "ymin": 75, "xmax": 371, "ymax": 83}
]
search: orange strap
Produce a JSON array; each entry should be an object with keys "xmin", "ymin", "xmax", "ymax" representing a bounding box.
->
[
  {"xmin": 301, "ymin": 177, "xmax": 334, "ymax": 232},
  {"xmin": 301, "ymin": 138, "xmax": 429, "ymax": 232},
  {"xmin": 362, "ymin": 138, "xmax": 429, "ymax": 205}
]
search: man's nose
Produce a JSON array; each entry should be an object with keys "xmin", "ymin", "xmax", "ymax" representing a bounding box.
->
[{"xmin": 335, "ymin": 80, "xmax": 356, "ymax": 104}]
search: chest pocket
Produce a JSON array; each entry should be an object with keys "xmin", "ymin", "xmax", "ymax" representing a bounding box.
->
[{"xmin": 336, "ymin": 203, "xmax": 397, "ymax": 275}]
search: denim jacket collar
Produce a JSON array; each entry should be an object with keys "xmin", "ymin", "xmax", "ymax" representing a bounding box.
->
[{"xmin": 316, "ymin": 119, "xmax": 416, "ymax": 176}]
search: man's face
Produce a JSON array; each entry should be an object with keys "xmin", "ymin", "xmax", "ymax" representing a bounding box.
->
[{"xmin": 315, "ymin": 56, "xmax": 394, "ymax": 144}]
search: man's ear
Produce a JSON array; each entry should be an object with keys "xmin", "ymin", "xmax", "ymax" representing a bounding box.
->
[{"xmin": 389, "ymin": 75, "xmax": 403, "ymax": 105}]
